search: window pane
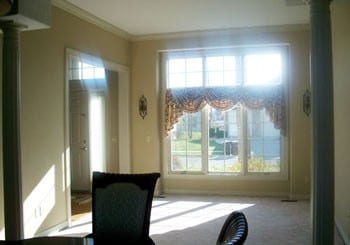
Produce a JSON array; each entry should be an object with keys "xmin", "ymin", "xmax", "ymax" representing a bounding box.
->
[
  {"xmin": 244, "ymin": 53, "xmax": 282, "ymax": 85},
  {"xmin": 82, "ymin": 67, "xmax": 94, "ymax": 79},
  {"xmin": 168, "ymin": 58, "xmax": 203, "ymax": 88},
  {"xmin": 206, "ymin": 56, "xmax": 237, "ymax": 86},
  {"xmin": 186, "ymin": 58, "xmax": 202, "ymax": 87},
  {"xmin": 247, "ymin": 109, "xmax": 281, "ymax": 172},
  {"xmin": 94, "ymin": 68, "xmax": 106, "ymax": 79},
  {"xmin": 207, "ymin": 57, "xmax": 223, "ymax": 71},
  {"xmin": 169, "ymin": 73, "xmax": 186, "ymax": 88},
  {"xmin": 186, "ymin": 72, "xmax": 203, "ymax": 87},
  {"xmin": 224, "ymin": 71, "xmax": 236, "ymax": 86},
  {"xmin": 171, "ymin": 112, "xmax": 202, "ymax": 172},
  {"xmin": 224, "ymin": 56, "xmax": 236, "ymax": 70},
  {"xmin": 208, "ymin": 107, "xmax": 241, "ymax": 173},
  {"xmin": 207, "ymin": 71, "xmax": 223, "ymax": 86},
  {"xmin": 169, "ymin": 59, "xmax": 185, "ymax": 73},
  {"xmin": 168, "ymin": 59, "xmax": 186, "ymax": 88},
  {"xmin": 186, "ymin": 58, "xmax": 202, "ymax": 72}
]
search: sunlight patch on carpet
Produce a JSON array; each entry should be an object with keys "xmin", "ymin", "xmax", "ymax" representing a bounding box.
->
[{"xmin": 150, "ymin": 201, "xmax": 254, "ymax": 235}]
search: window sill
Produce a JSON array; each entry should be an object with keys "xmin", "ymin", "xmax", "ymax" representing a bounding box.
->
[{"xmin": 163, "ymin": 172, "xmax": 288, "ymax": 181}]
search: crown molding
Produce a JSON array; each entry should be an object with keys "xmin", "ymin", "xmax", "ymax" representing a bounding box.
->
[
  {"xmin": 131, "ymin": 24, "xmax": 310, "ymax": 42},
  {"xmin": 52, "ymin": 0, "xmax": 131, "ymax": 40},
  {"xmin": 51, "ymin": 1, "xmax": 310, "ymax": 43}
]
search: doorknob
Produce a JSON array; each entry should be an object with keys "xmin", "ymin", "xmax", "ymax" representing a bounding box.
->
[{"xmin": 80, "ymin": 147, "xmax": 88, "ymax": 151}]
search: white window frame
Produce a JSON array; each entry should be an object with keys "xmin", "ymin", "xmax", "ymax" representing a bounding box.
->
[{"xmin": 161, "ymin": 45, "xmax": 289, "ymax": 181}]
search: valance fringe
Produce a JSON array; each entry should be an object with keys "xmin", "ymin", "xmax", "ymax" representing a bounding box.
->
[{"xmin": 164, "ymin": 84, "xmax": 286, "ymax": 136}]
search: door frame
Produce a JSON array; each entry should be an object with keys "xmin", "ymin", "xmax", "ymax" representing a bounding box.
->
[{"xmin": 64, "ymin": 48, "xmax": 131, "ymax": 225}]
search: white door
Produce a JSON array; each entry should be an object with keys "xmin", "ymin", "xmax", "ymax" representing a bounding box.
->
[{"xmin": 70, "ymin": 91, "xmax": 90, "ymax": 191}]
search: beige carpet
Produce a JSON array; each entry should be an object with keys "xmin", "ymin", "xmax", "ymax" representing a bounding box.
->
[
  {"xmin": 151, "ymin": 195, "xmax": 311, "ymax": 245},
  {"xmin": 52, "ymin": 194, "xmax": 345, "ymax": 245}
]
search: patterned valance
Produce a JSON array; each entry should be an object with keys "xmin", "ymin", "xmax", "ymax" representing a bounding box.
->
[{"xmin": 165, "ymin": 84, "xmax": 286, "ymax": 136}]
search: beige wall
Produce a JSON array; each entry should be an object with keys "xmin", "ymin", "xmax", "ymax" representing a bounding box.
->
[
  {"xmin": 105, "ymin": 70, "xmax": 119, "ymax": 173},
  {"xmin": 0, "ymin": 6, "xmax": 130, "ymax": 237},
  {"xmin": 332, "ymin": 1, "xmax": 350, "ymax": 242},
  {"xmin": 131, "ymin": 27, "xmax": 311, "ymax": 197}
]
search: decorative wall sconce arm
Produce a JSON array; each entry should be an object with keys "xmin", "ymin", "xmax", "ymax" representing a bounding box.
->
[
  {"xmin": 139, "ymin": 95, "xmax": 147, "ymax": 119},
  {"xmin": 303, "ymin": 89, "xmax": 311, "ymax": 116}
]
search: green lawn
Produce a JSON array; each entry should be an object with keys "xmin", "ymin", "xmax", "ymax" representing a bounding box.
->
[
  {"xmin": 172, "ymin": 133, "xmax": 223, "ymax": 156},
  {"xmin": 172, "ymin": 131, "xmax": 280, "ymax": 172}
]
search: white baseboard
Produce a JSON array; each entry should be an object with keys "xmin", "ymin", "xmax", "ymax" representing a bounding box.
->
[
  {"xmin": 335, "ymin": 219, "xmax": 350, "ymax": 245},
  {"xmin": 163, "ymin": 188, "xmax": 290, "ymax": 198},
  {"xmin": 36, "ymin": 221, "xmax": 69, "ymax": 237},
  {"xmin": 162, "ymin": 188, "xmax": 311, "ymax": 201}
]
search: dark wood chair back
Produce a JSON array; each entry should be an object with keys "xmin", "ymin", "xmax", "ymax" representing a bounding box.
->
[{"xmin": 90, "ymin": 171, "xmax": 160, "ymax": 244}]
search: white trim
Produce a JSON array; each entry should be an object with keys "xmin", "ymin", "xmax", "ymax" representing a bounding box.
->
[
  {"xmin": 65, "ymin": 48, "xmax": 129, "ymax": 73},
  {"xmin": 163, "ymin": 172, "xmax": 288, "ymax": 181},
  {"xmin": 64, "ymin": 49, "xmax": 72, "ymax": 227},
  {"xmin": 335, "ymin": 218, "xmax": 350, "ymax": 245},
  {"xmin": 50, "ymin": 1, "xmax": 310, "ymax": 43},
  {"xmin": 66, "ymin": 48, "xmax": 132, "ymax": 173},
  {"xmin": 131, "ymin": 24, "xmax": 310, "ymax": 42},
  {"xmin": 36, "ymin": 221, "xmax": 68, "ymax": 237},
  {"xmin": 64, "ymin": 48, "xmax": 131, "ymax": 227},
  {"xmin": 163, "ymin": 188, "xmax": 289, "ymax": 198},
  {"xmin": 50, "ymin": 2, "xmax": 309, "ymax": 42},
  {"xmin": 52, "ymin": 0, "xmax": 131, "ymax": 40}
]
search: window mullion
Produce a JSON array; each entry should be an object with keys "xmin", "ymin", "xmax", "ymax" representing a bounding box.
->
[
  {"xmin": 240, "ymin": 106, "xmax": 248, "ymax": 175},
  {"xmin": 202, "ymin": 107, "xmax": 208, "ymax": 174},
  {"xmin": 185, "ymin": 118, "xmax": 189, "ymax": 172},
  {"xmin": 238, "ymin": 54, "xmax": 247, "ymax": 175},
  {"xmin": 203, "ymin": 55, "xmax": 207, "ymax": 87},
  {"xmin": 202, "ymin": 55, "xmax": 209, "ymax": 174}
]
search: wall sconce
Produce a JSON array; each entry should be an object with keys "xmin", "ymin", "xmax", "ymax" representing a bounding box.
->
[
  {"xmin": 139, "ymin": 95, "xmax": 147, "ymax": 119},
  {"xmin": 303, "ymin": 89, "xmax": 311, "ymax": 116}
]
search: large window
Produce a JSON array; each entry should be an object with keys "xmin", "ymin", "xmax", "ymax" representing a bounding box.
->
[{"xmin": 164, "ymin": 46, "xmax": 287, "ymax": 178}]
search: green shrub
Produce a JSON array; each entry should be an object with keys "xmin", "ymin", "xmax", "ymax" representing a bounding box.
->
[
  {"xmin": 209, "ymin": 128, "xmax": 216, "ymax": 137},
  {"xmin": 248, "ymin": 157, "xmax": 280, "ymax": 172}
]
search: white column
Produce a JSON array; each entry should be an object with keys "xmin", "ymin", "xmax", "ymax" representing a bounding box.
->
[
  {"xmin": 0, "ymin": 21, "xmax": 25, "ymax": 240},
  {"xmin": 306, "ymin": 0, "xmax": 334, "ymax": 244}
]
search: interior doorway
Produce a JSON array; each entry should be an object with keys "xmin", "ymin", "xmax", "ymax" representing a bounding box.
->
[
  {"xmin": 69, "ymin": 90, "xmax": 91, "ymax": 192},
  {"xmin": 64, "ymin": 48, "xmax": 131, "ymax": 225},
  {"xmin": 69, "ymin": 90, "xmax": 107, "ymax": 192},
  {"xmin": 68, "ymin": 59, "xmax": 107, "ymax": 192}
]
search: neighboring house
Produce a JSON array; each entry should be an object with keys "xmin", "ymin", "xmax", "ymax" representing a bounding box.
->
[{"xmin": 0, "ymin": 1, "xmax": 348, "ymax": 243}]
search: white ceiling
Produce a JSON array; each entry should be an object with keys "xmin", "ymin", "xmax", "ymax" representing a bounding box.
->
[{"xmin": 62, "ymin": 0, "xmax": 309, "ymax": 37}]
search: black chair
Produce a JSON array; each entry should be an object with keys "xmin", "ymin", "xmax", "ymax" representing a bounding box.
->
[
  {"xmin": 89, "ymin": 171, "xmax": 160, "ymax": 244},
  {"xmin": 216, "ymin": 211, "xmax": 248, "ymax": 245}
]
